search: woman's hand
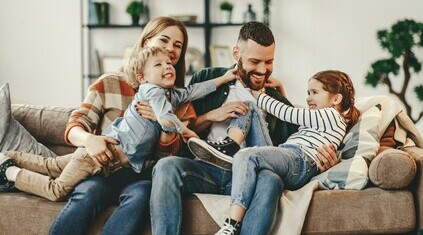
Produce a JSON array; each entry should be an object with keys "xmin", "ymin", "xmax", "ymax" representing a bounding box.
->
[
  {"xmin": 206, "ymin": 101, "xmax": 249, "ymax": 123},
  {"xmin": 315, "ymin": 144, "xmax": 338, "ymax": 172},
  {"xmin": 85, "ymin": 135, "xmax": 118, "ymax": 165},
  {"xmin": 135, "ymin": 101, "xmax": 157, "ymax": 121},
  {"xmin": 265, "ymin": 76, "xmax": 286, "ymax": 96}
]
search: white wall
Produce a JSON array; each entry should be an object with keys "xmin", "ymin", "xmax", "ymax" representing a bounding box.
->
[
  {"xmin": 1, "ymin": 0, "xmax": 422, "ymax": 132},
  {"xmin": 0, "ymin": 1, "xmax": 81, "ymax": 107}
]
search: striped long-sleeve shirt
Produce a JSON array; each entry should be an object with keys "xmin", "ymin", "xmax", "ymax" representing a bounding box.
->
[{"xmin": 257, "ymin": 93, "xmax": 347, "ymax": 163}]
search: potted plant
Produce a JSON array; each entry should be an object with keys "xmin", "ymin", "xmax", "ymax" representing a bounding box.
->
[
  {"xmin": 365, "ymin": 19, "xmax": 423, "ymax": 123},
  {"xmin": 220, "ymin": 1, "xmax": 233, "ymax": 23},
  {"xmin": 126, "ymin": 1, "xmax": 144, "ymax": 25}
]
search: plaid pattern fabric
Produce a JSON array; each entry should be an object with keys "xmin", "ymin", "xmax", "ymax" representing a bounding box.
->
[
  {"xmin": 64, "ymin": 73, "xmax": 195, "ymax": 157},
  {"xmin": 65, "ymin": 74, "xmax": 135, "ymax": 145}
]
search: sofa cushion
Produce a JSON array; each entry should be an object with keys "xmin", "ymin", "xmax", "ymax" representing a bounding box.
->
[
  {"xmin": 0, "ymin": 83, "xmax": 56, "ymax": 157},
  {"xmin": 312, "ymin": 105, "xmax": 381, "ymax": 189},
  {"xmin": 369, "ymin": 149, "xmax": 416, "ymax": 189}
]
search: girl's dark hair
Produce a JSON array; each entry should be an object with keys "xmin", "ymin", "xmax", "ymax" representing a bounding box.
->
[{"xmin": 311, "ymin": 70, "xmax": 360, "ymax": 130}]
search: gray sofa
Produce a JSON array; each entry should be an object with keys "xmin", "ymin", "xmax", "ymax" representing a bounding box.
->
[{"xmin": 1, "ymin": 103, "xmax": 422, "ymax": 235}]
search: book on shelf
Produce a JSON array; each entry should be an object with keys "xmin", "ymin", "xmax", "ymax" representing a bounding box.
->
[{"xmin": 88, "ymin": 0, "xmax": 98, "ymax": 25}]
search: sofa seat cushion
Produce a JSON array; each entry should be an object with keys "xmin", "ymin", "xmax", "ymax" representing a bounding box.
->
[
  {"xmin": 0, "ymin": 192, "xmax": 64, "ymax": 234},
  {"xmin": 369, "ymin": 149, "xmax": 416, "ymax": 189},
  {"xmin": 302, "ymin": 187, "xmax": 415, "ymax": 234}
]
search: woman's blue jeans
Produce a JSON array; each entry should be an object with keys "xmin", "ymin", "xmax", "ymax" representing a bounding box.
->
[
  {"xmin": 49, "ymin": 167, "xmax": 150, "ymax": 235},
  {"xmin": 231, "ymin": 144, "xmax": 318, "ymax": 209}
]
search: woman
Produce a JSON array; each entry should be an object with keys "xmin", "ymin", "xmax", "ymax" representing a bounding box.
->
[{"xmin": 49, "ymin": 16, "xmax": 192, "ymax": 235}]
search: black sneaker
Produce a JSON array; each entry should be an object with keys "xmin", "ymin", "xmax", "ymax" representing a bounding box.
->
[
  {"xmin": 188, "ymin": 137, "xmax": 240, "ymax": 170},
  {"xmin": 215, "ymin": 218, "xmax": 241, "ymax": 235},
  {"xmin": 0, "ymin": 158, "xmax": 15, "ymax": 192}
]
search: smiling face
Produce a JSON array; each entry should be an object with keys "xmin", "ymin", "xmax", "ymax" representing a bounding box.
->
[
  {"xmin": 141, "ymin": 52, "xmax": 176, "ymax": 89},
  {"xmin": 235, "ymin": 39, "xmax": 275, "ymax": 90},
  {"xmin": 306, "ymin": 78, "xmax": 338, "ymax": 110},
  {"xmin": 144, "ymin": 26, "xmax": 184, "ymax": 66}
]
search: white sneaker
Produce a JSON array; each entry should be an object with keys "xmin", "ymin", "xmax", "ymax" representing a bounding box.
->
[{"xmin": 215, "ymin": 218, "xmax": 241, "ymax": 235}]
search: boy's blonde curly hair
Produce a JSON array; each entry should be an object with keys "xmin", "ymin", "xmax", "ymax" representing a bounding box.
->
[{"xmin": 124, "ymin": 46, "xmax": 169, "ymax": 89}]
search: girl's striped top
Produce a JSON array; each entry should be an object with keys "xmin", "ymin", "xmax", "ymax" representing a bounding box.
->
[{"xmin": 257, "ymin": 93, "xmax": 347, "ymax": 163}]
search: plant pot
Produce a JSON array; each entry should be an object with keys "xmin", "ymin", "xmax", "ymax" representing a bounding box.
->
[
  {"xmin": 131, "ymin": 15, "xmax": 140, "ymax": 25},
  {"xmin": 221, "ymin": 10, "xmax": 232, "ymax": 24}
]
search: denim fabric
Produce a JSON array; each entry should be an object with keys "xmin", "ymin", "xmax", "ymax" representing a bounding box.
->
[
  {"xmin": 102, "ymin": 107, "xmax": 161, "ymax": 173},
  {"xmin": 49, "ymin": 168, "xmax": 149, "ymax": 235},
  {"xmin": 228, "ymin": 101, "xmax": 273, "ymax": 147},
  {"xmin": 150, "ymin": 157, "xmax": 283, "ymax": 235},
  {"xmin": 231, "ymin": 144, "xmax": 318, "ymax": 210}
]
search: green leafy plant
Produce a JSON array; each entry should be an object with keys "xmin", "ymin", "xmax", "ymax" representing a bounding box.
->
[
  {"xmin": 365, "ymin": 19, "xmax": 423, "ymax": 123},
  {"xmin": 263, "ymin": 0, "xmax": 271, "ymax": 26},
  {"xmin": 220, "ymin": 1, "xmax": 233, "ymax": 11},
  {"xmin": 126, "ymin": 1, "xmax": 144, "ymax": 17}
]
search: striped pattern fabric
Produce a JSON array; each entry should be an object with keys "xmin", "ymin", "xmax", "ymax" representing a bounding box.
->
[{"xmin": 257, "ymin": 93, "xmax": 347, "ymax": 163}]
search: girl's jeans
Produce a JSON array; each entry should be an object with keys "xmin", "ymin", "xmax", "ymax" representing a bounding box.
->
[
  {"xmin": 231, "ymin": 144, "xmax": 318, "ymax": 209},
  {"xmin": 228, "ymin": 101, "xmax": 273, "ymax": 147}
]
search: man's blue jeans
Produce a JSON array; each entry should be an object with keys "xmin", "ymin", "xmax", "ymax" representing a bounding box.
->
[
  {"xmin": 49, "ymin": 167, "xmax": 151, "ymax": 235},
  {"xmin": 150, "ymin": 157, "xmax": 283, "ymax": 235},
  {"xmin": 232, "ymin": 144, "xmax": 318, "ymax": 209}
]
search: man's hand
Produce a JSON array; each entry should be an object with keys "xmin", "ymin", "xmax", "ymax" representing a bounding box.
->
[
  {"xmin": 206, "ymin": 101, "xmax": 249, "ymax": 123},
  {"xmin": 315, "ymin": 144, "xmax": 338, "ymax": 172},
  {"xmin": 135, "ymin": 101, "xmax": 157, "ymax": 121},
  {"xmin": 265, "ymin": 76, "xmax": 286, "ymax": 96},
  {"xmin": 85, "ymin": 135, "xmax": 118, "ymax": 166},
  {"xmin": 181, "ymin": 128, "xmax": 199, "ymax": 143}
]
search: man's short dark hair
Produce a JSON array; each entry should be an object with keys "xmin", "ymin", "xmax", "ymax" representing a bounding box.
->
[{"xmin": 237, "ymin": 21, "xmax": 275, "ymax": 47}]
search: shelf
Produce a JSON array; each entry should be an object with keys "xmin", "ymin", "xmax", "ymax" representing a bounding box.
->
[{"xmin": 84, "ymin": 22, "xmax": 244, "ymax": 29}]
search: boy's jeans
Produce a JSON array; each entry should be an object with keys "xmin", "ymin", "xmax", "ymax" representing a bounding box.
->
[
  {"xmin": 229, "ymin": 101, "xmax": 273, "ymax": 147},
  {"xmin": 6, "ymin": 146, "xmax": 121, "ymax": 201},
  {"xmin": 231, "ymin": 144, "xmax": 318, "ymax": 209}
]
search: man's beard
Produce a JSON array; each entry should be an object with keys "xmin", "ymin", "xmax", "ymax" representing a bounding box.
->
[{"xmin": 237, "ymin": 59, "xmax": 272, "ymax": 90}]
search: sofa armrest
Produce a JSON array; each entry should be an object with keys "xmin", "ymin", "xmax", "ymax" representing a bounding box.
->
[{"xmin": 403, "ymin": 146, "xmax": 423, "ymax": 231}]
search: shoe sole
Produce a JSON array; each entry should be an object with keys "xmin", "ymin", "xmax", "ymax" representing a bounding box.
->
[{"xmin": 188, "ymin": 139, "xmax": 233, "ymax": 169}]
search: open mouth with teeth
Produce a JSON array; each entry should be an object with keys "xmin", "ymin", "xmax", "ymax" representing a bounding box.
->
[
  {"xmin": 163, "ymin": 72, "xmax": 174, "ymax": 79},
  {"xmin": 308, "ymin": 104, "xmax": 316, "ymax": 109}
]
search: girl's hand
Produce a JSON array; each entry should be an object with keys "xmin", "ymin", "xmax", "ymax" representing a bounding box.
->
[
  {"xmin": 85, "ymin": 135, "xmax": 118, "ymax": 165},
  {"xmin": 135, "ymin": 101, "xmax": 157, "ymax": 121},
  {"xmin": 181, "ymin": 128, "xmax": 199, "ymax": 143},
  {"xmin": 251, "ymin": 89, "xmax": 263, "ymax": 99},
  {"xmin": 265, "ymin": 76, "xmax": 286, "ymax": 96}
]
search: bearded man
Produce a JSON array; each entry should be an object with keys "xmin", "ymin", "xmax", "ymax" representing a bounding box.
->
[{"xmin": 149, "ymin": 21, "xmax": 337, "ymax": 235}]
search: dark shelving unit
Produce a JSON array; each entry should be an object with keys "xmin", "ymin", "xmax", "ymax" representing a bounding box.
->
[{"xmin": 81, "ymin": 0, "xmax": 243, "ymax": 95}]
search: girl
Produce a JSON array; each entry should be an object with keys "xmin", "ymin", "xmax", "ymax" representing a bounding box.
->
[{"xmin": 214, "ymin": 70, "xmax": 360, "ymax": 234}]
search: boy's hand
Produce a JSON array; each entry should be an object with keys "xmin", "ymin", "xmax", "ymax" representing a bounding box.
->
[
  {"xmin": 181, "ymin": 128, "xmax": 199, "ymax": 143},
  {"xmin": 221, "ymin": 68, "xmax": 239, "ymax": 83}
]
